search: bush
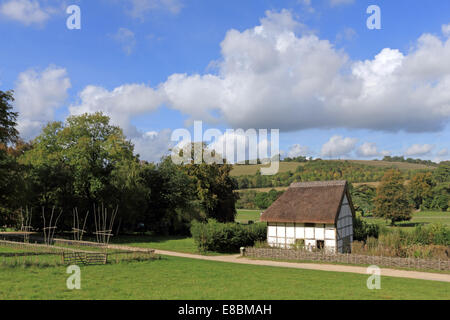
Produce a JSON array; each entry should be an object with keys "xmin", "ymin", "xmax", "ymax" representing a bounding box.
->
[
  {"xmin": 190, "ymin": 219, "xmax": 267, "ymax": 253},
  {"xmin": 353, "ymin": 214, "xmax": 380, "ymax": 241}
]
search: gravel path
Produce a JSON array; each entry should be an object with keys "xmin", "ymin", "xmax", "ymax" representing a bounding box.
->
[{"xmin": 153, "ymin": 249, "xmax": 450, "ymax": 283}]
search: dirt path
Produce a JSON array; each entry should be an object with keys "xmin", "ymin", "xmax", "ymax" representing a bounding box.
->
[{"xmin": 153, "ymin": 249, "xmax": 450, "ymax": 283}]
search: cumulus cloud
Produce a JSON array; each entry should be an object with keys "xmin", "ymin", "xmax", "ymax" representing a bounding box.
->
[
  {"xmin": 206, "ymin": 130, "xmax": 275, "ymax": 164},
  {"xmin": 111, "ymin": 28, "xmax": 136, "ymax": 55},
  {"xmin": 287, "ymin": 144, "xmax": 311, "ymax": 158},
  {"xmin": 437, "ymin": 148, "xmax": 449, "ymax": 157},
  {"xmin": 405, "ymin": 144, "xmax": 434, "ymax": 156},
  {"xmin": 442, "ymin": 24, "xmax": 450, "ymax": 37},
  {"xmin": 54, "ymin": 9, "xmax": 450, "ymax": 163},
  {"xmin": 356, "ymin": 142, "xmax": 390, "ymax": 158},
  {"xmin": 69, "ymin": 83, "xmax": 165, "ymax": 138},
  {"xmin": 132, "ymin": 129, "xmax": 173, "ymax": 162},
  {"xmin": 14, "ymin": 66, "xmax": 71, "ymax": 139},
  {"xmin": 0, "ymin": 0, "xmax": 60, "ymax": 26},
  {"xmin": 157, "ymin": 10, "xmax": 450, "ymax": 133},
  {"xmin": 321, "ymin": 135, "xmax": 357, "ymax": 157}
]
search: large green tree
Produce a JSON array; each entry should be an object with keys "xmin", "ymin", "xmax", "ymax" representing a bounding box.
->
[
  {"xmin": 20, "ymin": 113, "xmax": 136, "ymax": 222},
  {"xmin": 374, "ymin": 169, "xmax": 413, "ymax": 226},
  {"xmin": 408, "ymin": 172, "xmax": 435, "ymax": 209},
  {"xmin": 0, "ymin": 90, "xmax": 19, "ymax": 226}
]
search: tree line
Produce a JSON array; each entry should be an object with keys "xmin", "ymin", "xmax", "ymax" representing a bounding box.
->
[
  {"xmin": 235, "ymin": 160, "xmax": 429, "ymax": 189},
  {"xmin": 0, "ymin": 90, "xmax": 238, "ymax": 235}
]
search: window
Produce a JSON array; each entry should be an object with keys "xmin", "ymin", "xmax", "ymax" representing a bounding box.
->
[{"xmin": 316, "ymin": 240, "xmax": 325, "ymax": 250}]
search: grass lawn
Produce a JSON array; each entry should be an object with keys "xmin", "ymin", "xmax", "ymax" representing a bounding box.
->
[
  {"xmin": 236, "ymin": 209, "xmax": 262, "ymax": 223},
  {"xmin": 0, "ymin": 255, "xmax": 448, "ymax": 300},
  {"xmin": 111, "ymin": 235, "xmax": 200, "ymax": 254},
  {"xmin": 363, "ymin": 211, "xmax": 450, "ymax": 231}
]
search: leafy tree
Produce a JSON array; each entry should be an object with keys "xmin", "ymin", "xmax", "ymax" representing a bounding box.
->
[
  {"xmin": 374, "ymin": 169, "xmax": 413, "ymax": 226},
  {"xmin": 0, "ymin": 90, "xmax": 18, "ymax": 145},
  {"xmin": 433, "ymin": 161, "xmax": 450, "ymax": 183},
  {"xmin": 408, "ymin": 172, "xmax": 435, "ymax": 209},
  {"xmin": 350, "ymin": 184, "xmax": 376, "ymax": 216},
  {"xmin": 20, "ymin": 113, "xmax": 136, "ymax": 227},
  {"xmin": 0, "ymin": 90, "xmax": 19, "ymax": 226}
]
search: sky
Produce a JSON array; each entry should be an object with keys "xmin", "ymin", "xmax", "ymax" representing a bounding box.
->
[{"xmin": 0, "ymin": 0, "xmax": 449, "ymax": 163}]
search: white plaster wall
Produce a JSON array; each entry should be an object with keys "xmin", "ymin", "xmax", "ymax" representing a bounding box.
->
[
  {"xmin": 295, "ymin": 224, "xmax": 305, "ymax": 238},
  {"xmin": 305, "ymin": 227, "xmax": 314, "ymax": 239},
  {"xmin": 315, "ymin": 225, "xmax": 325, "ymax": 240}
]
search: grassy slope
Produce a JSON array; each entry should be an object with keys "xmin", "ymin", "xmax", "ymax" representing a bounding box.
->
[
  {"xmin": 231, "ymin": 160, "xmax": 435, "ymax": 177},
  {"xmin": 236, "ymin": 210, "xmax": 450, "ymax": 229},
  {"xmin": 0, "ymin": 255, "xmax": 448, "ymax": 300}
]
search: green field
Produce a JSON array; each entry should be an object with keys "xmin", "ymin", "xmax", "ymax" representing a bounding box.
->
[
  {"xmin": 363, "ymin": 211, "xmax": 450, "ymax": 231},
  {"xmin": 231, "ymin": 160, "xmax": 435, "ymax": 177},
  {"xmin": 0, "ymin": 255, "xmax": 448, "ymax": 300},
  {"xmin": 236, "ymin": 209, "xmax": 263, "ymax": 223},
  {"xmin": 236, "ymin": 209, "xmax": 450, "ymax": 230}
]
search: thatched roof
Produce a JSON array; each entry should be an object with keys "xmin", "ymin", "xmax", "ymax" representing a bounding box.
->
[{"xmin": 260, "ymin": 180, "xmax": 354, "ymax": 224}]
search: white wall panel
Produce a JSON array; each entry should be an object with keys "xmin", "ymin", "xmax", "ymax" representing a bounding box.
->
[
  {"xmin": 276, "ymin": 224, "xmax": 285, "ymax": 237},
  {"xmin": 268, "ymin": 225, "xmax": 277, "ymax": 237},
  {"xmin": 305, "ymin": 227, "xmax": 314, "ymax": 239},
  {"xmin": 286, "ymin": 224, "xmax": 295, "ymax": 238},
  {"xmin": 295, "ymin": 225, "xmax": 305, "ymax": 238},
  {"xmin": 315, "ymin": 225, "xmax": 325, "ymax": 240}
]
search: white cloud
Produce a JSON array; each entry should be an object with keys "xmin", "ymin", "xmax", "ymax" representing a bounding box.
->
[
  {"xmin": 132, "ymin": 129, "xmax": 173, "ymax": 162},
  {"xmin": 0, "ymin": 0, "xmax": 59, "ymax": 26},
  {"xmin": 61, "ymin": 9, "xmax": 450, "ymax": 160},
  {"xmin": 336, "ymin": 27, "xmax": 357, "ymax": 43},
  {"xmin": 156, "ymin": 10, "xmax": 450, "ymax": 133},
  {"xmin": 442, "ymin": 24, "xmax": 450, "ymax": 37},
  {"xmin": 405, "ymin": 144, "xmax": 434, "ymax": 156},
  {"xmin": 69, "ymin": 83, "xmax": 165, "ymax": 138},
  {"xmin": 437, "ymin": 148, "xmax": 449, "ymax": 157},
  {"xmin": 14, "ymin": 66, "xmax": 71, "ymax": 139},
  {"xmin": 321, "ymin": 135, "xmax": 357, "ymax": 157},
  {"xmin": 125, "ymin": 0, "xmax": 182, "ymax": 19},
  {"xmin": 287, "ymin": 144, "xmax": 310, "ymax": 158},
  {"xmin": 356, "ymin": 142, "xmax": 390, "ymax": 158},
  {"xmin": 111, "ymin": 28, "xmax": 136, "ymax": 55}
]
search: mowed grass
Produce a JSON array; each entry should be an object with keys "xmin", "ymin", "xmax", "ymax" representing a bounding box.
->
[
  {"xmin": 111, "ymin": 235, "xmax": 199, "ymax": 254},
  {"xmin": 236, "ymin": 209, "xmax": 263, "ymax": 223},
  {"xmin": 364, "ymin": 211, "xmax": 450, "ymax": 231},
  {"xmin": 0, "ymin": 255, "xmax": 448, "ymax": 300}
]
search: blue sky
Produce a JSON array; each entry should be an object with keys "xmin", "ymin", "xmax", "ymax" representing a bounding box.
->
[{"xmin": 0, "ymin": 0, "xmax": 449, "ymax": 162}]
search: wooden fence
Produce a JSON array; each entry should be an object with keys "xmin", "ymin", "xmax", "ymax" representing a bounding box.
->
[
  {"xmin": 244, "ymin": 247, "xmax": 450, "ymax": 271},
  {"xmin": 62, "ymin": 251, "xmax": 108, "ymax": 265}
]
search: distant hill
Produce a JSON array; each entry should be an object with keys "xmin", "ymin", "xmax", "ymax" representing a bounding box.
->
[{"xmin": 230, "ymin": 160, "xmax": 435, "ymax": 177}]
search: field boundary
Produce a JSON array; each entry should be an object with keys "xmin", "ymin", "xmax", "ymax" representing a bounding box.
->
[{"xmin": 244, "ymin": 247, "xmax": 450, "ymax": 271}]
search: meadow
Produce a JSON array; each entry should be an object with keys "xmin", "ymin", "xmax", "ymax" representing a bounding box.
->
[{"xmin": 0, "ymin": 255, "xmax": 448, "ymax": 300}]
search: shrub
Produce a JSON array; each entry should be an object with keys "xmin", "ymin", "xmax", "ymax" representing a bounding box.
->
[
  {"xmin": 353, "ymin": 214, "xmax": 380, "ymax": 241},
  {"xmin": 190, "ymin": 219, "xmax": 267, "ymax": 253}
]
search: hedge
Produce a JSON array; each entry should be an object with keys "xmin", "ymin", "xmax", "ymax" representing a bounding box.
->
[{"xmin": 190, "ymin": 219, "xmax": 267, "ymax": 253}]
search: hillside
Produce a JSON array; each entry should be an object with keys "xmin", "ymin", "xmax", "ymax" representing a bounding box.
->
[{"xmin": 231, "ymin": 160, "xmax": 435, "ymax": 177}]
